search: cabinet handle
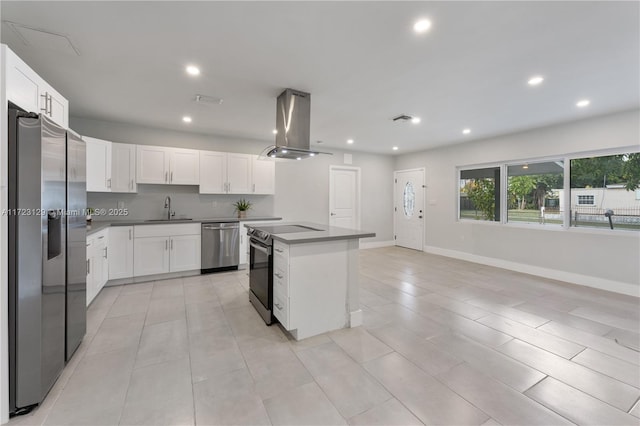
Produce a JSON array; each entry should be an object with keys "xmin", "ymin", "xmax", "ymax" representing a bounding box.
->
[
  {"xmin": 253, "ymin": 183, "xmax": 256, "ymax": 193},
  {"xmin": 228, "ymin": 182, "xmax": 231, "ymax": 193},
  {"xmin": 165, "ymin": 172, "xmax": 168, "ymax": 183},
  {"xmin": 130, "ymin": 179, "xmax": 134, "ymax": 190},
  {"xmin": 171, "ymin": 239, "xmax": 174, "ymax": 250},
  {"xmin": 171, "ymin": 171, "xmax": 173, "ymax": 183},
  {"xmin": 275, "ymin": 248, "xmax": 283, "ymax": 253},
  {"xmin": 104, "ymin": 247, "xmax": 108, "ymax": 259},
  {"xmin": 275, "ymin": 273, "xmax": 283, "ymax": 279},
  {"xmin": 129, "ymin": 229, "xmax": 132, "ymax": 240},
  {"xmin": 274, "ymin": 302, "xmax": 282, "ymax": 310},
  {"xmin": 165, "ymin": 240, "xmax": 168, "ymax": 250},
  {"xmin": 48, "ymin": 94, "xmax": 53, "ymax": 117},
  {"xmin": 107, "ymin": 178, "xmax": 112, "ymax": 188},
  {"xmin": 87, "ymin": 259, "xmax": 90, "ymax": 275},
  {"xmin": 40, "ymin": 93, "xmax": 50, "ymax": 115}
]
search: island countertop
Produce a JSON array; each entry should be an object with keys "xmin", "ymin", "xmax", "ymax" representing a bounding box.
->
[{"xmin": 244, "ymin": 222, "xmax": 375, "ymax": 244}]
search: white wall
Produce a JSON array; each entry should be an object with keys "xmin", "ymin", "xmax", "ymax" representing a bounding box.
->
[
  {"xmin": 395, "ymin": 109, "xmax": 640, "ymax": 295},
  {"xmin": 275, "ymin": 150, "xmax": 394, "ymax": 243},
  {"xmin": 70, "ymin": 117, "xmax": 393, "ymax": 242}
]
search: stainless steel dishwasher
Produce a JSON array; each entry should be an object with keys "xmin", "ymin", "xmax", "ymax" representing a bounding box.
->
[{"xmin": 201, "ymin": 222, "xmax": 239, "ymax": 273}]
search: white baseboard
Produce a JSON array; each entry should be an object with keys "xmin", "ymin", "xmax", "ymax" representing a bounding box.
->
[
  {"xmin": 360, "ymin": 240, "xmax": 395, "ymax": 249},
  {"xmin": 424, "ymin": 245, "xmax": 639, "ymax": 297}
]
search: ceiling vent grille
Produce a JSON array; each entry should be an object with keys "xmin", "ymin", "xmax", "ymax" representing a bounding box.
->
[
  {"xmin": 392, "ymin": 114, "xmax": 413, "ymax": 122},
  {"xmin": 194, "ymin": 94, "xmax": 223, "ymax": 105}
]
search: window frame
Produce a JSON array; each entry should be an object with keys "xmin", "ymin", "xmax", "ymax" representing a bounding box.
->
[
  {"xmin": 505, "ymin": 158, "xmax": 566, "ymax": 227},
  {"xmin": 455, "ymin": 145, "xmax": 639, "ymax": 232},
  {"xmin": 457, "ymin": 163, "xmax": 503, "ymax": 223}
]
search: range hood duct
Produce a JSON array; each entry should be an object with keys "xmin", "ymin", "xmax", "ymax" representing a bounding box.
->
[{"xmin": 263, "ymin": 88, "xmax": 331, "ymax": 160}]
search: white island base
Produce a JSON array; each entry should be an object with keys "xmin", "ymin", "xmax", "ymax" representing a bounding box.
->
[{"xmin": 272, "ymin": 238, "xmax": 362, "ymax": 340}]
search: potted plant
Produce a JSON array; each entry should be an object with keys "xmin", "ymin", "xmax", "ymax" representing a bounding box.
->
[
  {"xmin": 86, "ymin": 207, "xmax": 95, "ymax": 223},
  {"xmin": 233, "ymin": 199, "xmax": 252, "ymax": 219}
]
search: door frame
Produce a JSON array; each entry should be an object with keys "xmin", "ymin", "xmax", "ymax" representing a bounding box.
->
[
  {"xmin": 393, "ymin": 168, "xmax": 425, "ymax": 250},
  {"xmin": 329, "ymin": 165, "xmax": 362, "ymax": 229}
]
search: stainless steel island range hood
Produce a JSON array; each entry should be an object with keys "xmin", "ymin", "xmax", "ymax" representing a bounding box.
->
[{"xmin": 263, "ymin": 89, "xmax": 331, "ymax": 160}]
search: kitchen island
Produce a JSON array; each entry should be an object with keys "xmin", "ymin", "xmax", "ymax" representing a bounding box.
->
[{"xmin": 247, "ymin": 222, "xmax": 375, "ymax": 340}]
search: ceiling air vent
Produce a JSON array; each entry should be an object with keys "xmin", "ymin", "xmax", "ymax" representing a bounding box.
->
[
  {"xmin": 194, "ymin": 94, "xmax": 223, "ymax": 105},
  {"xmin": 392, "ymin": 114, "xmax": 413, "ymax": 122}
]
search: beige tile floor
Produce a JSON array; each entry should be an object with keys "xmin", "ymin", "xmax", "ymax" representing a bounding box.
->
[{"xmin": 9, "ymin": 246, "xmax": 640, "ymax": 426}]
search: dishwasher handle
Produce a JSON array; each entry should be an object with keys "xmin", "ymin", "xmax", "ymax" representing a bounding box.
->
[{"xmin": 202, "ymin": 223, "xmax": 239, "ymax": 231}]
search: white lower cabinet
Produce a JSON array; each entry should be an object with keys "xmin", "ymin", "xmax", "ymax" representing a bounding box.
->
[
  {"xmin": 272, "ymin": 239, "xmax": 350, "ymax": 340},
  {"xmin": 133, "ymin": 224, "xmax": 200, "ymax": 277},
  {"xmin": 87, "ymin": 230, "xmax": 109, "ymax": 306},
  {"xmin": 170, "ymin": 234, "xmax": 201, "ymax": 272},
  {"xmin": 134, "ymin": 236, "xmax": 170, "ymax": 276},
  {"xmin": 108, "ymin": 226, "xmax": 134, "ymax": 279}
]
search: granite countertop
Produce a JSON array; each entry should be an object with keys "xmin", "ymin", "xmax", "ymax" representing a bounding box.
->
[
  {"xmin": 244, "ymin": 222, "xmax": 376, "ymax": 244},
  {"xmin": 87, "ymin": 216, "xmax": 281, "ymax": 235}
]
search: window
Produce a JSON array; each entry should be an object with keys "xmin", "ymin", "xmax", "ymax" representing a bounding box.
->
[
  {"xmin": 459, "ymin": 167, "xmax": 500, "ymax": 221},
  {"xmin": 403, "ymin": 182, "xmax": 415, "ymax": 217},
  {"xmin": 577, "ymin": 195, "xmax": 595, "ymax": 205},
  {"xmin": 507, "ymin": 160, "xmax": 564, "ymax": 225},
  {"xmin": 570, "ymin": 153, "xmax": 640, "ymax": 230}
]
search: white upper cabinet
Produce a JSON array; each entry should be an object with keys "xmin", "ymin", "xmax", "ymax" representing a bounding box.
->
[
  {"xmin": 84, "ymin": 136, "xmax": 112, "ymax": 192},
  {"xmin": 227, "ymin": 153, "xmax": 252, "ymax": 194},
  {"xmin": 251, "ymin": 156, "xmax": 276, "ymax": 194},
  {"xmin": 4, "ymin": 45, "xmax": 69, "ymax": 128},
  {"xmin": 111, "ymin": 143, "xmax": 137, "ymax": 193},
  {"xmin": 137, "ymin": 145, "xmax": 199, "ymax": 185},
  {"xmin": 199, "ymin": 151, "xmax": 257, "ymax": 194},
  {"xmin": 137, "ymin": 145, "xmax": 169, "ymax": 184},
  {"xmin": 199, "ymin": 151, "xmax": 227, "ymax": 193},
  {"xmin": 169, "ymin": 148, "xmax": 200, "ymax": 185}
]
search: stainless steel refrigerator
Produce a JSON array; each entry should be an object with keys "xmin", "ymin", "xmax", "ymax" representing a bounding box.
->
[{"xmin": 8, "ymin": 104, "xmax": 87, "ymax": 414}]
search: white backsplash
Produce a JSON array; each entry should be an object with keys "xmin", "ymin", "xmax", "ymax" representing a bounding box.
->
[{"xmin": 87, "ymin": 184, "xmax": 275, "ymax": 221}]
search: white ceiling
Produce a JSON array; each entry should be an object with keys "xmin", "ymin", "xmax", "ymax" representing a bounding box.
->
[{"xmin": 1, "ymin": 1, "xmax": 638, "ymax": 154}]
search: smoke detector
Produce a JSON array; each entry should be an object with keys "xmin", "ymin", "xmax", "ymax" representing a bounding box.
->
[{"xmin": 194, "ymin": 94, "xmax": 223, "ymax": 105}]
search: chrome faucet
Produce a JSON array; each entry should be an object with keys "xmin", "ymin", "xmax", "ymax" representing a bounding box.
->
[{"xmin": 164, "ymin": 196, "xmax": 175, "ymax": 220}]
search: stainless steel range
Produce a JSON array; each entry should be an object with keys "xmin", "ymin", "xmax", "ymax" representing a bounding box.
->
[{"xmin": 247, "ymin": 225, "xmax": 321, "ymax": 325}]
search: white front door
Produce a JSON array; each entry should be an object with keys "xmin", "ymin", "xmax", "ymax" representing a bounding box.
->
[
  {"xmin": 394, "ymin": 169, "xmax": 424, "ymax": 250},
  {"xmin": 329, "ymin": 166, "xmax": 360, "ymax": 229}
]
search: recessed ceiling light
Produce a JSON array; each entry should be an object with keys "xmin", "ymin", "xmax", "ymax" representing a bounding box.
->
[
  {"xmin": 528, "ymin": 76, "xmax": 544, "ymax": 86},
  {"xmin": 270, "ymin": 154, "xmax": 277, "ymax": 158},
  {"xmin": 523, "ymin": 164, "xmax": 529, "ymax": 169},
  {"xmin": 182, "ymin": 116, "xmax": 192, "ymax": 123},
  {"xmin": 272, "ymin": 129, "xmax": 278, "ymax": 135},
  {"xmin": 462, "ymin": 128, "xmax": 471, "ymax": 135},
  {"xmin": 309, "ymin": 153, "xmax": 316, "ymax": 157},
  {"xmin": 413, "ymin": 19, "xmax": 432, "ymax": 33},
  {"xmin": 185, "ymin": 65, "xmax": 200, "ymax": 76},
  {"xmin": 282, "ymin": 149, "xmax": 288, "ymax": 154},
  {"xmin": 392, "ymin": 146, "xmax": 399, "ymax": 151},
  {"xmin": 411, "ymin": 117, "xmax": 421, "ymax": 124},
  {"xmin": 347, "ymin": 139, "xmax": 354, "ymax": 144},
  {"xmin": 296, "ymin": 157, "xmax": 302, "ymax": 161},
  {"xmin": 576, "ymin": 99, "xmax": 590, "ymax": 108}
]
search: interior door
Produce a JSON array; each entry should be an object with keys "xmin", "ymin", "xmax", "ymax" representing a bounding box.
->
[
  {"xmin": 394, "ymin": 169, "xmax": 425, "ymax": 250},
  {"xmin": 329, "ymin": 166, "xmax": 360, "ymax": 229}
]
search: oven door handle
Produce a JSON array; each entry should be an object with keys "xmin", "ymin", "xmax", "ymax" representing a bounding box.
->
[{"xmin": 250, "ymin": 241, "xmax": 271, "ymax": 255}]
